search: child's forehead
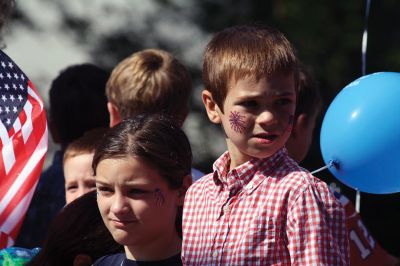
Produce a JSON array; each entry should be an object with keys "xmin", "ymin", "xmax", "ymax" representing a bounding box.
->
[
  {"xmin": 227, "ymin": 71, "xmax": 296, "ymax": 93},
  {"xmin": 64, "ymin": 153, "xmax": 95, "ymax": 165}
]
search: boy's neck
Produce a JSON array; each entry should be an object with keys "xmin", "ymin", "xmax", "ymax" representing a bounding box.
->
[{"xmin": 226, "ymin": 141, "xmax": 253, "ymax": 170}]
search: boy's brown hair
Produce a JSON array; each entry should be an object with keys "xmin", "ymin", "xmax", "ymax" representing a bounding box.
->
[
  {"xmin": 203, "ymin": 24, "xmax": 299, "ymax": 111},
  {"xmin": 63, "ymin": 128, "xmax": 108, "ymax": 166},
  {"xmin": 106, "ymin": 49, "xmax": 192, "ymax": 124}
]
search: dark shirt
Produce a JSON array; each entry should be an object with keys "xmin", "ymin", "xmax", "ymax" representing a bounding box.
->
[
  {"xmin": 15, "ymin": 151, "xmax": 66, "ymax": 248},
  {"xmin": 94, "ymin": 252, "xmax": 182, "ymax": 266}
]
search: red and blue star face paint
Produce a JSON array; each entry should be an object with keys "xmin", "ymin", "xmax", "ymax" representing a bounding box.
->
[
  {"xmin": 229, "ymin": 111, "xmax": 246, "ymax": 134},
  {"xmin": 287, "ymin": 114, "xmax": 294, "ymax": 132}
]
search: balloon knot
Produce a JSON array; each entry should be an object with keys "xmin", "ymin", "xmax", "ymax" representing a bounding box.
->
[{"xmin": 329, "ymin": 160, "xmax": 339, "ymax": 169}]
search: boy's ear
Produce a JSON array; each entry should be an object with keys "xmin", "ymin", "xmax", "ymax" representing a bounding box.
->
[
  {"xmin": 176, "ymin": 174, "xmax": 192, "ymax": 206},
  {"xmin": 202, "ymin": 90, "xmax": 222, "ymax": 124},
  {"xmin": 107, "ymin": 102, "xmax": 121, "ymax": 128}
]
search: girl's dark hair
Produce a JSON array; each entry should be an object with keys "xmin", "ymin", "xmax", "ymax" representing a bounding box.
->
[
  {"xmin": 28, "ymin": 191, "xmax": 123, "ymax": 266},
  {"xmin": 92, "ymin": 114, "xmax": 192, "ymax": 189}
]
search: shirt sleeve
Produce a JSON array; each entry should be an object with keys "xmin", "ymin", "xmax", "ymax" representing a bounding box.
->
[{"xmin": 286, "ymin": 180, "xmax": 350, "ymax": 265}]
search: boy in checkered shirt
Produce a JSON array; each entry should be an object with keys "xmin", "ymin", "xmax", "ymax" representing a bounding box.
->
[{"xmin": 182, "ymin": 24, "xmax": 350, "ymax": 265}]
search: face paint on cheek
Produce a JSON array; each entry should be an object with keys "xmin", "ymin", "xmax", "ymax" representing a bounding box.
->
[
  {"xmin": 229, "ymin": 111, "xmax": 246, "ymax": 134},
  {"xmin": 287, "ymin": 114, "xmax": 294, "ymax": 132},
  {"xmin": 154, "ymin": 188, "xmax": 165, "ymax": 206}
]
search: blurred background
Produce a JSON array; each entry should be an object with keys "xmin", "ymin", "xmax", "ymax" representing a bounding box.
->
[{"xmin": 3, "ymin": 0, "xmax": 400, "ymax": 256}]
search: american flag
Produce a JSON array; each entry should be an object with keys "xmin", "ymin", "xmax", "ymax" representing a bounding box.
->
[{"xmin": 0, "ymin": 50, "xmax": 47, "ymax": 248}]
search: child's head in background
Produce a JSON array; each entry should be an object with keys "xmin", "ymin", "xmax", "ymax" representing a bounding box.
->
[
  {"xmin": 106, "ymin": 49, "xmax": 192, "ymax": 127},
  {"xmin": 49, "ymin": 63, "xmax": 109, "ymax": 149},
  {"xmin": 63, "ymin": 128, "xmax": 107, "ymax": 204},
  {"xmin": 286, "ymin": 65, "xmax": 322, "ymax": 162},
  {"xmin": 92, "ymin": 114, "xmax": 192, "ymax": 260}
]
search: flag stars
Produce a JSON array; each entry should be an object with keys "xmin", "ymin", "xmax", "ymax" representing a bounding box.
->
[
  {"xmin": 5, "ymin": 106, "xmax": 10, "ymax": 113},
  {"xmin": 1, "ymin": 95, "xmax": 6, "ymax": 101},
  {"xmin": 18, "ymin": 95, "xmax": 23, "ymax": 101},
  {"xmin": 8, "ymin": 62, "xmax": 14, "ymax": 68},
  {"xmin": 6, "ymin": 118, "xmax": 11, "ymax": 125},
  {"xmin": 20, "ymin": 74, "xmax": 25, "ymax": 81},
  {"xmin": 14, "ymin": 73, "xmax": 19, "ymax": 79},
  {"xmin": 4, "ymin": 84, "xmax": 9, "ymax": 90},
  {"xmin": 19, "ymin": 84, "xmax": 24, "ymax": 91},
  {"xmin": 0, "ymin": 73, "xmax": 3, "ymax": 79},
  {"xmin": 6, "ymin": 72, "xmax": 11, "ymax": 79},
  {"xmin": 12, "ymin": 83, "xmax": 17, "ymax": 90},
  {"xmin": 9, "ymin": 95, "xmax": 15, "ymax": 102},
  {"xmin": 13, "ymin": 106, "xmax": 17, "ymax": 113},
  {"xmin": 1, "ymin": 61, "xmax": 5, "ymax": 68}
]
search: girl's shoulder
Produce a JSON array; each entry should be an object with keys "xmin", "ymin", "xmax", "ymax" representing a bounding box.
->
[{"xmin": 93, "ymin": 252, "xmax": 125, "ymax": 265}]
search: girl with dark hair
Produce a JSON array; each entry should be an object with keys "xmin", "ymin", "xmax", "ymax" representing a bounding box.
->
[{"xmin": 92, "ymin": 114, "xmax": 192, "ymax": 265}]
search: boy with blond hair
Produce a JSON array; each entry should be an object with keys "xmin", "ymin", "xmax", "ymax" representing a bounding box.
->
[
  {"xmin": 105, "ymin": 48, "xmax": 203, "ymax": 180},
  {"xmin": 106, "ymin": 49, "xmax": 192, "ymax": 127},
  {"xmin": 182, "ymin": 25, "xmax": 349, "ymax": 265}
]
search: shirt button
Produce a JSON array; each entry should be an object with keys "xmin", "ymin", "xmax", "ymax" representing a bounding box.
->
[
  {"xmin": 212, "ymin": 250, "xmax": 218, "ymax": 258},
  {"xmin": 223, "ymin": 205, "xmax": 230, "ymax": 213},
  {"xmin": 246, "ymin": 182, "xmax": 253, "ymax": 190}
]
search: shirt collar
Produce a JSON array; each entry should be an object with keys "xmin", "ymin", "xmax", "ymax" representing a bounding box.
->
[{"xmin": 212, "ymin": 148, "xmax": 287, "ymax": 195}]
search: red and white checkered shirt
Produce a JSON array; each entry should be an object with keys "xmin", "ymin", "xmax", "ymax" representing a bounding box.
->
[{"xmin": 182, "ymin": 148, "xmax": 349, "ymax": 265}]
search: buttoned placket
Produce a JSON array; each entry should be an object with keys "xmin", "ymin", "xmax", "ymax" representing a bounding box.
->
[{"xmin": 210, "ymin": 170, "xmax": 241, "ymax": 265}]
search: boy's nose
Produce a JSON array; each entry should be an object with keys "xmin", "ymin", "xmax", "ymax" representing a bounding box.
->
[{"xmin": 256, "ymin": 110, "xmax": 277, "ymax": 127}]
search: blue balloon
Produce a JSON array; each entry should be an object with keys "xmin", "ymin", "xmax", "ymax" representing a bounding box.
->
[{"xmin": 320, "ymin": 72, "xmax": 400, "ymax": 194}]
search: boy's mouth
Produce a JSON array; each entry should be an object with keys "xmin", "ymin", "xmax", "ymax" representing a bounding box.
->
[{"xmin": 253, "ymin": 133, "xmax": 278, "ymax": 142}]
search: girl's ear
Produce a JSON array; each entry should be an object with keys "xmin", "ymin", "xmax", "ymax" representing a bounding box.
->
[
  {"xmin": 202, "ymin": 90, "xmax": 222, "ymax": 124},
  {"xmin": 177, "ymin": 174, "xmax": 192, "ymax": 206}
]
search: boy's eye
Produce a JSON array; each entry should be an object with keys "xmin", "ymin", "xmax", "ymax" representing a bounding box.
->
[
  {"xmin": 66, "ymin": 184, "xmax": 78, "ymax": 192},
  {"xmin": 86, "ymin": 181, "xmax": 96, "ymax": 189},
  {"xmin": 239, "ymin": 100, "xmax": 258, "ymax": 107},
  {"xmin": 275, "ymin": 98, "xmax": 292, "ymax": 106}
]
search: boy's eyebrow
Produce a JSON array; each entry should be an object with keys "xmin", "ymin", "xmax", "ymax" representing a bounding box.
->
[
  {"xmin": 95, "ymin": 180, "xmax": 110, "ymax": 186},
  {"xmin": 237, "ymin": 90, "xmax": 295, "ymax": 100}
]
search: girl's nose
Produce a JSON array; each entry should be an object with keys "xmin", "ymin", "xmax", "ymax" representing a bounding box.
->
[{"xmin": 110, "ymin": 193, "xmax": 130, "ymax": 215}]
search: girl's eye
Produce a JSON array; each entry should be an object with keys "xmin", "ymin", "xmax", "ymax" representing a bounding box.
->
[
  {"xmin": 97, "ymin": 186, "xmax": 113, "ymax": 196},
  {"xmin": 129, "ymin": 189, "xmax": 148, "ymax": 195}
]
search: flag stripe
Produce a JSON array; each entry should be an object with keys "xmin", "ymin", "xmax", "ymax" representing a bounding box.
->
[
  {"xmin": 0, "ymin": 123, "xmax": 15, "ymax": 174},
  {"xmin": 0, "ymin": 95, "xmax": 45, "ymax": 200},
  {"xmin": 21, "ymin": 100, "xmax": 32, "ymax": 144},
  {"xmin": 0, "ymin": 126, "xmax": 47, "ymax": 220},
  {"xmin": 0, "ymin": 140, "xmax": 46, "ymax": 244},
  {"xmin": 1, "ymin": 179, "xmax": 37, "ymax": 233}
]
